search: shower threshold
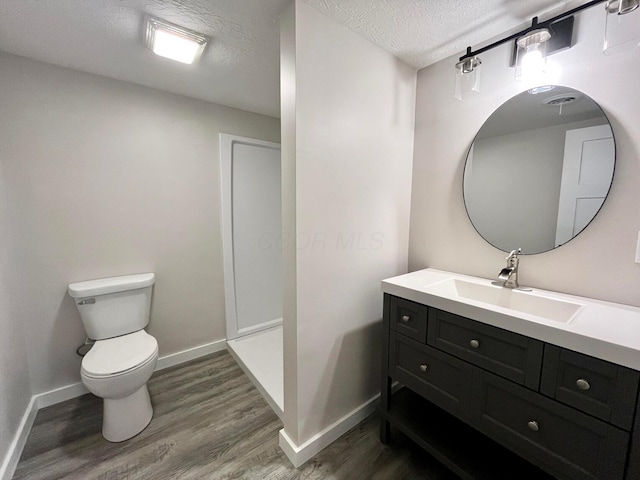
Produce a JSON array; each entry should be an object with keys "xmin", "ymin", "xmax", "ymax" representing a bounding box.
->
[{"xmin": 227, "ymin": 324, "xmax": 283, "ymax": 419}]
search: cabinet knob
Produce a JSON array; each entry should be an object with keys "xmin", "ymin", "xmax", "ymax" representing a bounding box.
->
[
  {"xmin": 469, "ymin": 339, "xmax": 480, "ymax": 349},
  {"xmin": 527, "ymin": 421, "xmax": 539, "ymax": 432},
  {"xmin": 419, "ymin": 364, "xmax": 428, "ymax": 372},
  {"xmin": 576, "ymin": 378, "xmax": 591, "ymax": 391},
  {"xmin": 401, "ymin": 315, "xmax": 410, "ymax": 322}
]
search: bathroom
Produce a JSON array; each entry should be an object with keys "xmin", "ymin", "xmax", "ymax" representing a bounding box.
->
[{"xmin": 1, "ymin": 0, "xmax": 639, "ymax": 479}]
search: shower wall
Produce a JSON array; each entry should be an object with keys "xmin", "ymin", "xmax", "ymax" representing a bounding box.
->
[{"xmin": 232, "ymin": 141, "xmax": 283, "ymax": 335}]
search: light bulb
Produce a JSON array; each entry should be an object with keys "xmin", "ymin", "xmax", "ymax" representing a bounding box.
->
[
  {"xmin": 521, "ymin": 48, "xmax": 545, "ymax": 76},
  {"xmin": 152, "ymin": 30, "xmax": 202, "ymax": 64}
]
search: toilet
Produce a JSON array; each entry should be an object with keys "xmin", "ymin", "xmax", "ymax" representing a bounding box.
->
[{"xmin": 68, "ymin": 273, "xmax": 158, "ymax": 442}]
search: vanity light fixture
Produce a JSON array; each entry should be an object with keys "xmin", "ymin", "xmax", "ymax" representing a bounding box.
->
[
  {"xmin": 514, "ymin": 27, "xmax": 551, "ymax": 82},
  {"xmin": 604, "ymin": 0, "xmax": 640, "ymax": 54},
  {"xmin": 454, "ymin": 52, "xmax": 482, "ymax": 99},
  {"xmin": 454, "ymin": 0, "xmax": 639, "ymax": 98},
  {"xmin": 145, "ymin": 16, "xmax": 209, "ymax": 65}
]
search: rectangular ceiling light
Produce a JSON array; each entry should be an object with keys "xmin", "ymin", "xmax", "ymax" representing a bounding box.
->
[{"xmin": 145, "ymin": 16, "xmax": 208, "ymax": 64}]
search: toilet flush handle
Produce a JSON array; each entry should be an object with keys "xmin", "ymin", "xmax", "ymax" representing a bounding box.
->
[{"xmin": 78, "ymin": 298, "xmax": 96, "ymax": 305}]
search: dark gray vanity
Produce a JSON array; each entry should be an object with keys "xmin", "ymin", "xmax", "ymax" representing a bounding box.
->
[
  {"xmin": 379, "ymin": 293, "xmax": 640, "ymax": 480},
  {"xmin": 378, "ymin": 84, "xmax": 638, "ymax": 478}
]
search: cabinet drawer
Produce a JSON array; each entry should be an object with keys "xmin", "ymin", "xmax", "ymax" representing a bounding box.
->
[
  {"xmin": 471, "ymin": 371, "xmax": 629, "ymax": 480},
  {"xmin": 389, "ymin": 332, "xmax": 473, "ymax": 419},
  {"xmin": 427, "ymin": 308, "xmax": 543, "ymax": 389},
  {"xmin": 389, "ymin": 296, "xmax": 428, "ymax": 342},
  {"xmin": 540, "ymin": 345, "xmax": 640, "ymax": 431}
]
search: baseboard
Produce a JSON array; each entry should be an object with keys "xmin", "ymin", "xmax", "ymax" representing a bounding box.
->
[
  {"xmin": 0, "ymin": 396, "xmax": 38, "ymax": 480},
  {"xmin": 35, "ymin": 382, "xmax": 89, "ymax": 409},
  {"xmin": 155, "ymin": 339, "xmax": 227, "ymax": 371},
  {"xmin": 278, "ymin": 393, "xmax": 379, "ymax": 468}
]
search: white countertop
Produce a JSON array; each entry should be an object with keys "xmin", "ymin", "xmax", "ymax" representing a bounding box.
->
[{"xmin": 382, "ymin": 268, "xmax": 640, "ymax": 371}]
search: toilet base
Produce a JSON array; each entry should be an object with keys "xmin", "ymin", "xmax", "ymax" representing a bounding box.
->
[{"xmin": 102, "ymin": 385, "xmax": 153, "ymax": 442}]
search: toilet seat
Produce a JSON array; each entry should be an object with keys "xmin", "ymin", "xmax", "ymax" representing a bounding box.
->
[{"xmin": 82, "ymin": 330, "xmax": 158, "ymax": 378}]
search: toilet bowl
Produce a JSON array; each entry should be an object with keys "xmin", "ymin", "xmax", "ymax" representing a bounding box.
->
[
  {"xmin": 69, "ymin": 273, "xmax": 158, "ymax": 442},
  {"xmin": 81, "ymin": 330, "xmax": 158, "ymax": 442}
]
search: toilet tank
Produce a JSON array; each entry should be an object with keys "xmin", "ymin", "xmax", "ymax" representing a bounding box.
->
[{"xmin": 68, "ymin": 273, "xmax": 155, "ymax": 340}]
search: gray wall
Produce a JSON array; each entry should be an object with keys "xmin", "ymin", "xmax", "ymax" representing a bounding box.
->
[
  {"xmin": 410, "ymin": 5, "xmax": 640, "ymax": 305},
  {"xmin": 0, "ymin": 151, "xmax": 32, "ymax": 476},
  {"xmin": 281, "ymin": 1, "xmax": 416, "ymax": 446},
  {"xmin": 0, "ymin": 52, "xmax": 281, "ymax": 395}
]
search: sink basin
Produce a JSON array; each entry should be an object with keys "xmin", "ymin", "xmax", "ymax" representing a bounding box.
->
[{"xmin": 425, "ymin": 279, "xmax": 584, "ymax": 323}]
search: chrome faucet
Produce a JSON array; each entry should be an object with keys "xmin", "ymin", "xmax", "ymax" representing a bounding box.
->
[{"xmin": 497, "ymin": 248, "xmax": 523, "ymax": 289}]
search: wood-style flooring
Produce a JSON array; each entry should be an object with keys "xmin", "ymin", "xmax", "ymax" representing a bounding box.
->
[{"xmin": 14, "ymin": 351, "xmax": 458, "ymax": 480}]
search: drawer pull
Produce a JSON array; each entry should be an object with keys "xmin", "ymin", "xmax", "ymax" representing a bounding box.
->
[
  {"xmin": 419, "ymin": 364, "xmax": 428, "ymax": 372},
  {"xmin": 401, "ymin": 315, "xmax": 411, "ymax": 323},
  {"xmin": 576, "ymin": 378, "xmax": 591, "ymax": 391},
  {"xmin": 527, "ymin": 421, "xmax": 539, "ymax": 432},
  {"xmin": 469, "ymin": 339, "xmax": 480, "ymax": 349}
]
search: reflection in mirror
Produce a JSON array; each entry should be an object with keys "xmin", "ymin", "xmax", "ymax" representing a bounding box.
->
[{"xmin": 463, "ymin": 86, "xmax": 615, "ymax": 255}]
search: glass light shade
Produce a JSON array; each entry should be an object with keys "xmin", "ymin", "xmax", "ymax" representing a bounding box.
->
[
  {"xmin": 454, "ymin": 57, "xmax": 481, "ymax": 100},
  {"xmin": 604, "ymin": 0, "xmax": 640, "ymax": 55},
  {"xmin": 145, "ymin": 17, "xmax": 208, "ymax": 65}
]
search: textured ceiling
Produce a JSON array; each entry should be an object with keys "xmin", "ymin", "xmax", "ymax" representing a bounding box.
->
[
  {"xmin": 0, "ymin": 0, "xmax": 579, "ymax": 118},
  {"xmin": 304, "ymin": 0, "xmax": 580, "ymax": 68},
  {"xmin": 0, "ymin": 0, "xmax": 289, "ymax": 117}
]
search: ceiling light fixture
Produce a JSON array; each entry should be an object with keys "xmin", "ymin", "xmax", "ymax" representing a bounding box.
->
[
  {"xmin": 145, "ymin": 16, "xmax": 209, "ymax": 65},
  {"xmin": 453, "ymin": 0, "xmax": 639, "ymax": 99}
]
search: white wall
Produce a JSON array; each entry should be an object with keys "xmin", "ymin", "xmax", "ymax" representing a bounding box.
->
[
  {"xmin": 0, "ymin": 149, "xmax": 32, "ymax": 475},
  {"xmin": 280, "ymin": 2, "xmax": 299, "ymax": 445},
  {"xmin": 410, "ymin": 5, "xmax": 640, "ymax": 306},
  {"xmin": 0, "ymin": 52, "xmax": 280, "ymax": 395},
  {"xmin": 281, "ymin": 0, "xmax": 416, "ymax": 446}
]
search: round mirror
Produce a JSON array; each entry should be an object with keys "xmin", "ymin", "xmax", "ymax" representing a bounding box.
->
[{"xmin": 463, "ymin": 86, "xmax": 615, "ymax": 254}]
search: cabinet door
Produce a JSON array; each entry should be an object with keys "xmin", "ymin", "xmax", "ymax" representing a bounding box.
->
[
  {"xmin": 427, "ymin": 307, "xmax": 543, "ymax": 389},
  {"xmin": 471, "ymin": 370, "xmax": 629, "ymax": 480},
  {"xmin": 389, "ymin": 296, "xmax": 428, "ymax": 342},
  {"xmin": 540, "ymin": 344, "xmax": 639, "ymax": 431},
  {"xmin": 389, "ymin": 332, "xmax": 473, "ymax": 420}
]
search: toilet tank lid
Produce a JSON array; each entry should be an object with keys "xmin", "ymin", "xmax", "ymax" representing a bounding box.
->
[{"xmin": 68, "ymin": 273, "xmax": 155, "ymax": 298}]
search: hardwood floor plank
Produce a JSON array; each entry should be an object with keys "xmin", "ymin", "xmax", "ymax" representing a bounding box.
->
[{"xmin": 14, "ymin": 351, "xmax": 458, "ymax": 480}]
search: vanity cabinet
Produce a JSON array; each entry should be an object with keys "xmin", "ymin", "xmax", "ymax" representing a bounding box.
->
[
  {"xmin": 540, "ymin": 345, "xmax": 639, "ymax": 430},
  {"xmin": 379, "ymin": 294, "xmax": 640, "ymax": 480},
  {"xmin": 390, "ymin": 332, "xmax": 474, "ymax": 419},
  {"xmin": 427, "ymin": 307, "xmax": 544, "ymax": 389}
]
